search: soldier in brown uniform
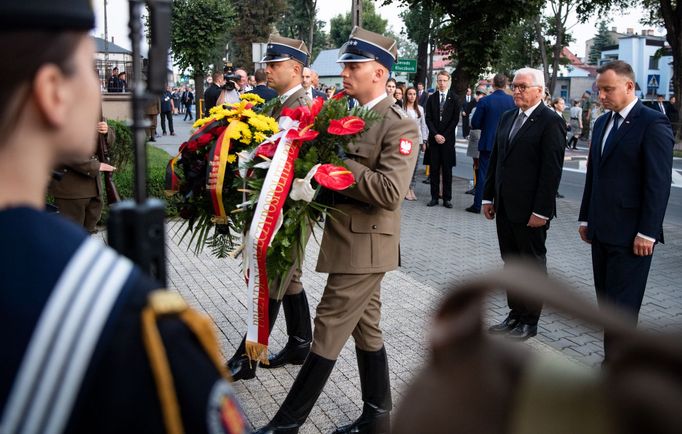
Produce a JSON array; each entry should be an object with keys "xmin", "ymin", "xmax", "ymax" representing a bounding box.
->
[
  {"xmin": 145, "ymin": 97, "xmax": 160, "ymax": 142},
  {"xmin": 227, "ymin": 35, "xmax": 314, "ymax": 381},
  {"xmin": 255, "ymin": 27, "xmax": 419, "ymax": 434},
  {"xmin": 48, "ymin": 120, "xmax": 115, "ymax": 233}
]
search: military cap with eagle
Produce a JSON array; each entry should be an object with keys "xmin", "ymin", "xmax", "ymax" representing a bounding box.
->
[
  {"xmin": 0, "ymin": 0, "xmax": 95, "ymax": 31},
  {"xmin": 337, "ymin": 26, "xmax": 398, "ymax": 70},
  {"xmin": 261, "ymin": 35, "xmax": 310, "ymax": 66}
]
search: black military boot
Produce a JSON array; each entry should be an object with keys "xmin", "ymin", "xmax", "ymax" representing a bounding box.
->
[
  {"xmin": 262, "ymin": 290, "xmax": 312, "ymax": 369},
  {"xmin": 227, "ymin": 298, "xmax": 281, "ymax": 381},
  {"xmin": 333, "ymin": 346, "xmax": 392, "ymax": 434},
  {"xmin": 253, "ymin": 352, "xmax": 336, "ymax": 434}
]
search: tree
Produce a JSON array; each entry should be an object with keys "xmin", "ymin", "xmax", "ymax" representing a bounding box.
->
[
  {"xmin": 588, "ymin": 20, "xmax": 612, "ymax": 64},
  {"xmin": 277, "ymin": 0, "xmax": 328, "ymax": 59},
  {"xmin": 533, "ymin": 0, "xmax": 576, "ymax": 95},
  {"xmin": 401, "ymin": 1, "xmax": 444, "ymax": 88},
  {"xmin": 229, "ymin": 0, "xmax": 286, "ymax": 72},
  {"xmin": 170, "ymin": 0, "xmax": 233, "ymax": 119},
  {"xmin": 329, "ymin": 0, "xmax": 388, "ymax": 48},
  {"xmin": 491, "ymin": 19, "xmax": 541, "ymax": 77}
]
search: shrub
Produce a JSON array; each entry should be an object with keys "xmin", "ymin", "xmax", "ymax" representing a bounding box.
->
[{"xmin": 106, "ymin": 119, "xmax": 134, "ymax": 169}]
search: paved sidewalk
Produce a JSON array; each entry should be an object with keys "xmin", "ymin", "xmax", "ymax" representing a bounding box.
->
[{"xmin": 151, "ymin": 116, "xmax": 682, "ymax": 433}]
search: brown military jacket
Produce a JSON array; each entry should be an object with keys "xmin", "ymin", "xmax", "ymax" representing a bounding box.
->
[
  {"xmin": 317, "ymin": 96, "xmax": 420, "ymax": 274},
  {"xmin": 271, "ymin": 85, "xmax": 310, "ymax": 119},
  {"xmin": 49, "ymin": 128, "xmax": 115, "ymax": 199}
]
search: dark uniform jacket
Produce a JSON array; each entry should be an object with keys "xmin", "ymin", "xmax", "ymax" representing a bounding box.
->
[
  {"xmin": 317, "ymin": 96, "xmax": 420, "ymax": 274},
  {"xmin": 49, "ymin": 128, "xmax": 115, "ymax": 199}
]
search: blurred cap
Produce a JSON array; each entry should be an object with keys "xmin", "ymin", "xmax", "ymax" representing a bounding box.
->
[
  {"xmin": 0, "ymin": 0, "xmax": 95, "ymax": 32},
  {"xmin": 261, "ymin": 35, "xmax": 309, "ymax": 66},
  {"xmin": 337, "ymin": 26, "xmax": 397, "ymax": 70}
]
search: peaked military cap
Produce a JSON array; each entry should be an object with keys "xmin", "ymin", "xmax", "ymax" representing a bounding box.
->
[
  {"xmin": 337, "ymin": 26, "xmax": 398, "ymax": 70},
  {"xmin": 261, "ymin": 35, "xmax": 310, "ymax": 66},
  {"xmin": 0, "ymin": 0, "xmax": 95, "ymax": 31}
]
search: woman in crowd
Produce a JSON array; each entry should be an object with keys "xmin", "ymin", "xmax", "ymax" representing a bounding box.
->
[
  {"xmin": 567, "ymin": 99, "xmax": 582, "ymax": 150},
  {"xmin": 404, "ymin": 87, "xmax": 428, "ymax": 201},
  {"xmin": 393, "ymin": 85, "xmax": 405, "ymax": 108},
  {"xmin": 589, "ymin": 101, "xmax": 604, "ymax": 143}
]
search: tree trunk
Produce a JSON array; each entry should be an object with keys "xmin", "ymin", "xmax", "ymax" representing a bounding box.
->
[
  {"xmin": 660, "ymin": 0, "xmax": 680, "ymax": 141},
  {"xmin": 534, "ymin": 15, "xmax": 550, "ymax": 91},
  {"xmin": 451, "ymin": 64, "xmax": 471, "ymax": 100},
  {"xmin": 415, "ymin": 39, "xmax": 428, "ymax": 86},
  {"xmin": 194, "ymin": 71, "xmax": 205, "ymax": 119}
]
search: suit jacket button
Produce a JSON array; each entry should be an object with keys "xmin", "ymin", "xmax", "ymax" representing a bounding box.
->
[{"xmin": 371, "ymin": 224, "xmax": 377, "ymax": 229}]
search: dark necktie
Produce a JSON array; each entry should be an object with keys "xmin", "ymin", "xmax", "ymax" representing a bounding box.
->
[
  {"xmin": 602, "ymin": 112, "xmax": 621, "ymax": 155},
  {"xmin": 508, "ymin": 112, "xmax": 526, "ymax": 142},
  {"xmin": 439, "ymin": 93, "xmax": 445, "ymax": 120}
]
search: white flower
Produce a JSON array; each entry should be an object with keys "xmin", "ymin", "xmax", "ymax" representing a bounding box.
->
[{"xmin": 289, "ymin": 164, "xmax": 321, "ymax": 203}]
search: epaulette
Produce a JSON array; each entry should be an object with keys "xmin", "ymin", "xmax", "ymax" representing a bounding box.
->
[
  {"xmin": 389, "ymin": 104, "xmax": 408, "ymax": 119},
  {"xmin": 142, "ymin": 289, "xmax": 230, "ymax": 434}
]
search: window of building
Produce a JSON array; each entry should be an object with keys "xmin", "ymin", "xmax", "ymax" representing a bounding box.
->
[
  {"xmin": 560, "ymin": 85, "xmax": 568, "ymax": 100},
  {"xmin": 649, "ymin": 56, "xmax": 659, "ymax": 70}
]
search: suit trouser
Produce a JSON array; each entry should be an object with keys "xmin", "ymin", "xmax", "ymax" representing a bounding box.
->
[
  {"xmin": 160, "ymin": 111, "xmax": 174, "ymax": 134},
  {"xmin": 55, "ymin": 196, "xmax": 103, "ymax": 233},
  {"xmin": 591, "ymin": 238, "xmax": 652, "ymax": 356},
  {"xmin": 495, "ymin": 204, "xmax": 547, "ymax": 325},
  {"xmin": 429, "ymin": 143, "xmax": 454, "ymax": 201},
  {"xmin": 312, "ymin": 273, "xmax": 385, "ymax": 360},
  {"xmin": 472, "ymin": 150, "xmax": 491, "ymax": 210}
]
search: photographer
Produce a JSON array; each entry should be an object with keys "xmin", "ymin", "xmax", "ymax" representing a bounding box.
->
[{"xmin": 217, "ymin": 66, "xmax": 241, "ymax": 105}]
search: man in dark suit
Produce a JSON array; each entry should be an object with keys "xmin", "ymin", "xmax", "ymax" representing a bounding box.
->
[
  {"xmin": 468, "ymin": 74, "xmax": 515, "ymax": 213},
  {"xmin": 250, "ymin": 68, "xmax": 277, "ymax": 102},
  {"xmin": 483, "ymin": 68, "xmax": 566, "ymax": 340},
  {"xmin": 302, "ymin": 67, "xmax": 328, "ymax": 100},
  {"xmin": 650, "ymin": 94, "xmax": 673, "ymax": 122},
  {"xmin": 461, "ymin": 87, "xmax": 473, "ymax": 138},
  {"xmin": 578, "ymin": 61, "xmax": 673, "ymax": 358},
  {"xmin": 203, "ymin": 71, "xmax": 224, "ymax": 117},
  {"xmin": 417, "ymin": 82, "xmax": 429, "ymax": 107},
  {"xmin": 425, "ymin": 70, "xmax": 460, "ymax": 208}
]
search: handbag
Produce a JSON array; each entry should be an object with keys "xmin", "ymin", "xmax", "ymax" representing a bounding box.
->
[{"xmin": 393, "ymin": 262, "xmax": 682, "ymax": 434}]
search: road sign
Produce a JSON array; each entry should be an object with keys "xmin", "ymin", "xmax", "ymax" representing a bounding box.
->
[
  {"xmin": 393, "ymin": 59, "xmax": 417, "ymax": 73},
  {"xmin": 647, "ymin": 74, "xmax": 660, "ymax": 89}
]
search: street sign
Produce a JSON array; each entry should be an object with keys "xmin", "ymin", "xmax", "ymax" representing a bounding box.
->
[
  {"xmin": 647, "ymin": 74, "xmax": 660, "ymax": 89},
  {"xmin": 393, "ymin": 59, "xmax": 417, "ymax": 73}
]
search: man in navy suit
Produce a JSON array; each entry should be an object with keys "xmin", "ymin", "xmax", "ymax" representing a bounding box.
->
[
  {"xmin": 483, "ymin": 68, "xmax": 566, "ymax": 340},
  {"xmin": 578, "ymin": 61, "xmax": 674, "ymax": 358},
  {"xmin": 302, "ymin": 67, "xmax": 328, "ymax": 100},
  {"xmin": 250, "ymin": 68, "xmax": 278, "ymax": 102},
  {"xmin": 425, "ymin": 70, "xmax": 461, "ymax": 208},
  {"xmin": 468, "ymin": 74, "xmax": 515, "ymax": 213},
  {"xmin": 417, "ymin": 82, "xmax": 429, "ymax": 107}
]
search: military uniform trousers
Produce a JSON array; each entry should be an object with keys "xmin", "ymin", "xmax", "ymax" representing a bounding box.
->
[{"xmin": 312, "ymin": 272, "xmax": 385, "ymax": 360}]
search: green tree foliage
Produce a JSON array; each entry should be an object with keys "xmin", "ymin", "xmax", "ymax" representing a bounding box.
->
[
  {"xmin": 588, "ymin": 20, "xmax": 612, "ymax": 64},
  {"xmin": 229, "ymin": 0, "xmax": 286, "ymax": 72},
  {"xmin": 277, "ymin": 0, "xmax": 329, "ymax": 59},
  {"xmin": 329, "ymin": 0, "xmax": 388, "ymax": 48},
  {"xmin": 400, "ymin": 1, "xmax": 444, "ymax": 87},
  {"xmin": 491, "ymin": 19, "xmax": 541, "ymax": 77},
  {"xmin": 170, "ymin": 0, "xmax": 233, "ymax": 117}
]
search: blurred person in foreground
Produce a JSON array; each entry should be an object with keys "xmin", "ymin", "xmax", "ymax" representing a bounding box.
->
[{"xmin": 0, "ymin": 2, "xmax": 248, "ymax": 433}]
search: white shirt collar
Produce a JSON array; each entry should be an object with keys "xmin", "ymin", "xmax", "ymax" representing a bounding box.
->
[
  {"xmin": 280, "ymin": 84, "xmax": 303, "ymax": 103},
  {"xmin": 613, "ymin": 97, "xmax": 638, "ymax": 121},
  {"xmin": 518, "ymin": 99, "xmax": 544, "ymax": 118},
  {"xmin": 362, "ymin": 93, "xmax": 388, "ymax": 110}
]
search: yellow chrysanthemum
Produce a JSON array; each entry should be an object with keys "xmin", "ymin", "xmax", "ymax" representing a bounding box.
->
[
  {"xmin": 226, "ymin": 154, "xmax": 237, "ymax": 164},
  {"xmin": 193, "ymin": 118, "xmax": 210, "ymax": 129},
  {"xmin": 240, "ymin": 93, "xmax": 265, "ymax": 105},
  {"xmin": 254, "ymin": 132, "xmax": 267, "ymax": 143}
]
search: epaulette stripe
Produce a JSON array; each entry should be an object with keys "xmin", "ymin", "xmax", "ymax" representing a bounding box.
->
[
  {"xmin": 45, "ymin": 257, "xmax": 133, "ymax": 434},
  {"xmin": 1, "ymin": 238, "xmax": 134, "ymax": 434},
  {"xmin": 1, "ymin": 237, "xmax": 103, "ymax": 434}
]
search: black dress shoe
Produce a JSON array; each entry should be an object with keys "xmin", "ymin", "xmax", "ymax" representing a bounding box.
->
[
  {"xmin": 443, "ymin": 200, "xmax": 453, "ymax": 208},
  {"xmin": 422, "ymin": 178, "xmax": 430, "ymax": 184},
  {"xmin": 228, "ymin": 355, "xmax": 256, "ymax": 381},
  {"xmin": 427, "ymin": 199, "xmax": 439, "ymax": 207},
  {"xmin": 507, "ymin": 323, "xmax": 537, "ymax": 340},
  {"xmin": 465, "ymin": 206, "xmax": 480, "ymax": 214},
  {"xmin": 488, "ymin": 316, "xmax": 520, "ymax": 334},
  {"xmin": 556, "ymin": 192, "xmax": 564, "ymax": 198}
]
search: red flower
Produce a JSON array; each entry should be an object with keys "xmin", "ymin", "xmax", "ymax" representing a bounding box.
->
[
  {"xmin": 332, "ymin": 90, "xmax": 346, "ymax": 100},
  {"xmin": 255, "ymin": 142, "xmax": 278, "ymax": 159},
  {"xmin": 313, "ymin": 164, "xmax": 355, "ymax": 191},
  {"xmin": 286, "ymin": 126, "xmax": 319, "ymax": 142},
  {"xmin": 186, "ymin": 133, "xmax": 213, "ymax": 152},
  {"xmin": 310, "ymin": 97, "xmax": 325, "ymax": 118},
  {"xmin": 281, "ymin": 105, "xmax": 317, "ymax": 127},
  {"xmin": 327, "ymin": 116, "xmax": 365, "ymax": 136}
]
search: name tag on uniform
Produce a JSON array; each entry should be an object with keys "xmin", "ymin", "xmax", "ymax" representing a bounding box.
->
[{"xmin": 399, "ymin": 138, "xmax": 413, "ymax": 155}]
